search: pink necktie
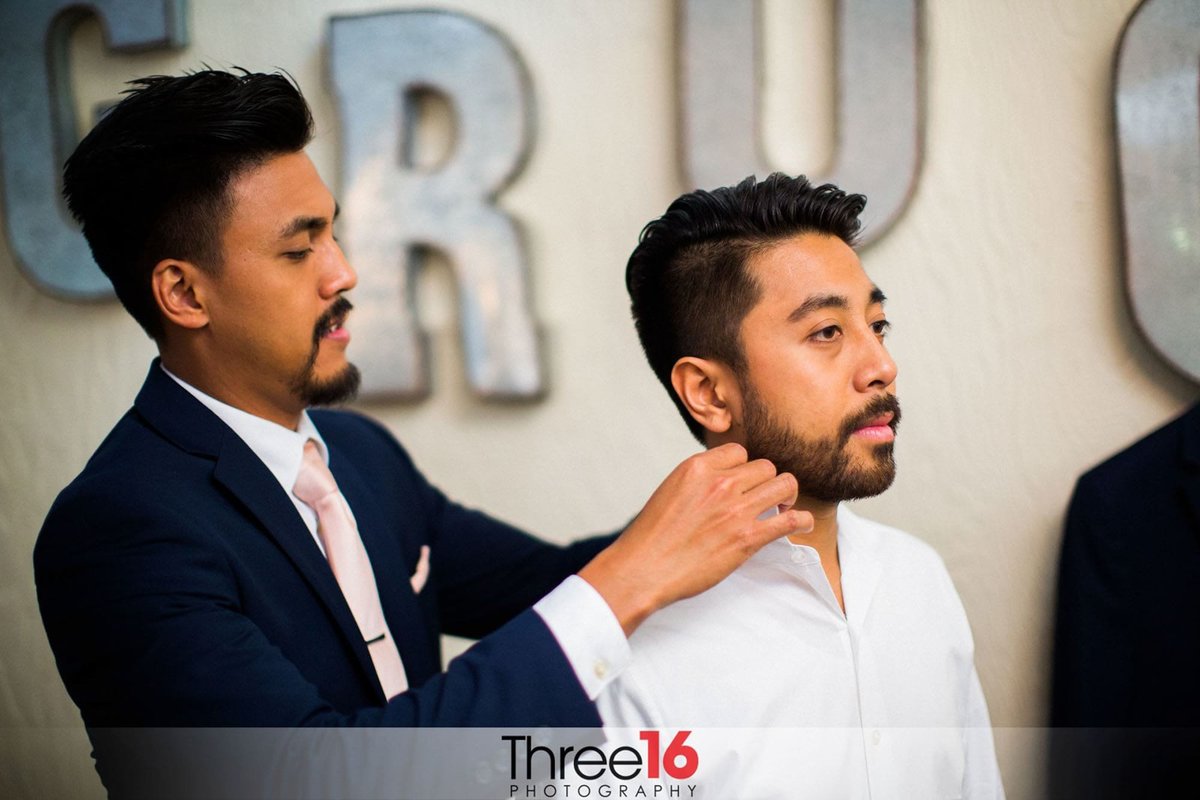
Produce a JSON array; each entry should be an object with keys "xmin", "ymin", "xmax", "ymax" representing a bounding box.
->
[{"xmin": 293, "ymin": 440, "xmax": 408, "ymax": 698}]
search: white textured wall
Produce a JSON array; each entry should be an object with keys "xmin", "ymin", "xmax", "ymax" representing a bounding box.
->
[{"xmin": 1, "ymin": 1, "xmax": 1191, "ymax": 798}]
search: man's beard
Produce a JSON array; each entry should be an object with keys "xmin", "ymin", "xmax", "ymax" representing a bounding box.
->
[
  {"xmin": 290, "ymin": 296, "xmax": 361, "ymax": 407},
  {"xmin": 742, "ymin": 389, "xmax": 901, "ymax": 504}
]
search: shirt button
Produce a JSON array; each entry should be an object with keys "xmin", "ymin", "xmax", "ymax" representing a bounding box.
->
[
  {"xmin": 594, "ymin": 660, "xmax": 609, "ymax": 680},
  {"xmin": 872, "ymin": 729, "xmax": 882, "ymax": 746}
]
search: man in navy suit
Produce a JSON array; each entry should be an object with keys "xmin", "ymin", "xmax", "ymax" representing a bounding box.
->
[{"xmin": 33, "ymin": 70, "xmax": 811, "ymax": 794}]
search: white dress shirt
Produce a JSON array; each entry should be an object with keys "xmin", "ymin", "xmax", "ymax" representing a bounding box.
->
[
  {"xmin": 160, "ymin": 365, "xmax": 629, "ymax": 700},
  {"xmin": 596, "ymin": 505, "xmax": 1004, "ymax": 799}
]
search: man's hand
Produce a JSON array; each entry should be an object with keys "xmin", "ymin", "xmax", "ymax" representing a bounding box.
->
[{"xmin": 578, "ymin": 443, "xmax": 813, "ymax": 636}]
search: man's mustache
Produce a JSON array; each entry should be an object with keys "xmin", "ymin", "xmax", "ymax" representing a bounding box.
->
[
  {"xmin": 838, "ymin": 394, "xmax": 902, "ymax": 443},
  {"xmin": 312, "ymin": 296, "xmax": 354, "ymax": 343}
]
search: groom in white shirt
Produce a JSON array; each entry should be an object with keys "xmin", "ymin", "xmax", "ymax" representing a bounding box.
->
[{"xmin": 605, "ymin": 173, "xmax": 1005, "ymax": 799}]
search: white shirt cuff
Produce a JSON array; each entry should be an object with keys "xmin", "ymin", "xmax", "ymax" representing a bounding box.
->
[{"xmin": 533, "ymin": 575, "xmax": 631, "ymax": 700}]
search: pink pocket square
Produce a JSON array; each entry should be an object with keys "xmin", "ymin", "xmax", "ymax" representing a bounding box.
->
[{"xmin": 410, "ymin": 545, "xmax": 430, "ymax": 594}]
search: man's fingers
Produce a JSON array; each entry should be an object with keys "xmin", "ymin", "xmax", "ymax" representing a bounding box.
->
[
  {"xmin": 680, "ymin": 446, "xmax": 784, "ymax": 496},
  {"xmin": 696, "ymin": 441, "xmax": 749, "ymax": 470},
  {"xmin": 722, "ymin": 457, "xmax": 780, "ymax": 492},
  {"xmin": 753, "ymin": 508, "xmax": 815, "ymax": 544},
  {"xmin": 740, "ymin": 471, "xmax": 798, "ymax": 516}
]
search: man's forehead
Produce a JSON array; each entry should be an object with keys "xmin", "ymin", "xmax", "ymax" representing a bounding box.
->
[{"xmin": 226, "ymin": 151, "xmax": 336, "ymax": 232}]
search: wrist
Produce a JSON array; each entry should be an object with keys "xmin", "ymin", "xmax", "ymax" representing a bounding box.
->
[{"xmin": 577, "ymin": 551, "xmax": 661, "ymax": 638}]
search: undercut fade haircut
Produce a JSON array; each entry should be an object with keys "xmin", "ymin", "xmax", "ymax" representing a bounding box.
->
[
  {"xmin": 625, "ymin": 173, "xmax": 867, "ymax": 443},
  {"xmin": 63, "ymin": 69, "xmax": 314, "ymax": 339}
]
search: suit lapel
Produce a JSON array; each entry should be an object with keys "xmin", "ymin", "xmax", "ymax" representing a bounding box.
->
[
  {"xmin": 134, "ymin": 361, "xmax": 385, "ymax": 699},
  {"xmin": 325, "ymin": 438, "xmax": 440, "ymax": 686},
  {"xmin": 210, "ymin": 437, "xmax": 383, "ymax": 694}
]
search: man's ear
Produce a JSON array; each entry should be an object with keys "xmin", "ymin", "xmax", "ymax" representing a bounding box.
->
[
  {"xmin": 670, "ymin": 356, "xmax": 742, "ymax": 436},
  {"xmin": 151, "ymin": 259, "xmax": 210, "ymax": 331}
]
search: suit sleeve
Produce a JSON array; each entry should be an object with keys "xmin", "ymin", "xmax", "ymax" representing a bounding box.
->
[{"xmin": 1050, "ymin": 473, "xmax": 1134, "ymax": 727}]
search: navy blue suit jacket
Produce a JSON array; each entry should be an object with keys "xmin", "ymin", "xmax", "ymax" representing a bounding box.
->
[
  {"xmin": 1049, "ymin": 403, "xmax": 1200, "ymax": 797},
  {"xmin": 1052, "ymin": 402, "xmax": 1200, "ymax": 727},
  {"xmin": 35, "ymin": 362, "xmax": 611, "ymax": 732}
]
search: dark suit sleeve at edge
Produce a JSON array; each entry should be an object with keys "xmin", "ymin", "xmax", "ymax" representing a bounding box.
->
[{"xmin": 1050, "ymin": 472, "xmax": 1134, "ymax": 727}]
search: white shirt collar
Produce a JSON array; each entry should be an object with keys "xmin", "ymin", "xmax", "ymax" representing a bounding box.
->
[
  {"xmin": 750, "ymin": 503, "xmax": 877, "ymax": 571},
  {"xmin": 160, "ymin": 364, "xmax": 329, "ymax": 493}
]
